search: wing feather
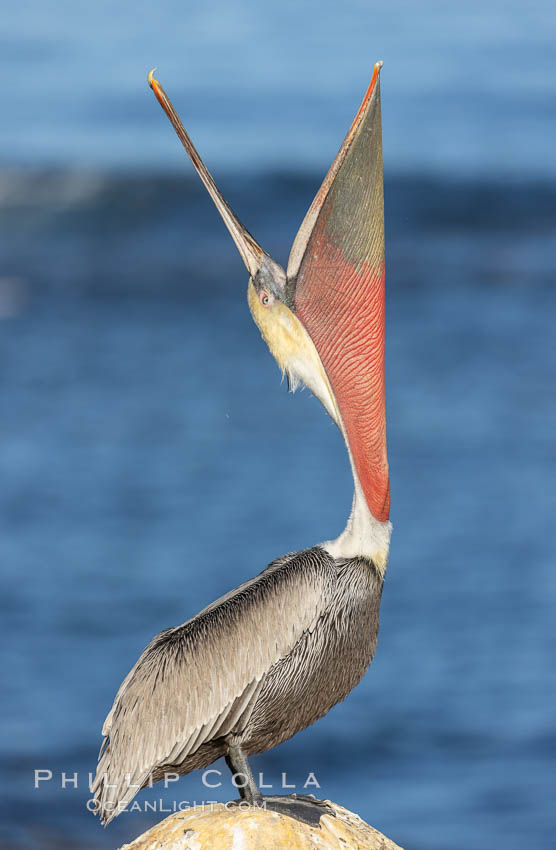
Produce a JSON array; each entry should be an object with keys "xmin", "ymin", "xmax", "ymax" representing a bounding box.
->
[{"xmin": 93, "ymin": 549, "xmax": 334, "ymax": 823}]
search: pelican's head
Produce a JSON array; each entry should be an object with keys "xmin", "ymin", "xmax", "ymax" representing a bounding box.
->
[
  {"xmin": 247, "ymin": 256, "xmax": 342, "ymax": 426},
  {"xmin": 148, "ymin": 66, "xmax": 390, "ymax": 564},
  {"xmin": 147, "ymin": 69, "xmax": 344, "ymax": 429}
]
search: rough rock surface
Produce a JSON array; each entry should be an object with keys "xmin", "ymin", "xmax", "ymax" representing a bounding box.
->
[{"xmin": 120, "ymin": 799, "xmax": 403, "ymax": 850}]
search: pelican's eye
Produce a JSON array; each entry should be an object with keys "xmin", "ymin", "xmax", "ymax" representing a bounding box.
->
[{"xmin": 260, "ymin": 290, "xmax": 273, "ymax": 307}]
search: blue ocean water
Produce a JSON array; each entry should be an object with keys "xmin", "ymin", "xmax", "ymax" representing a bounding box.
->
[
  {"xmin": 1, "ymin": 3, "xmax": 556, "ymax": 850},
  {"xmin": 2, "ymin": 0, "xmax": 556, "ymax": 177}
]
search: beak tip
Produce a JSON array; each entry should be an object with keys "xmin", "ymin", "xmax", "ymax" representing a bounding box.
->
[{"xmin": 147, "ymin": 67, "xmax": 158, "ymax": 89}]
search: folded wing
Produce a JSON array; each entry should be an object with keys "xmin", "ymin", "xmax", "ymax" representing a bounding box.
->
[{"xmin": 92, "ymin": 552, "xmax": 333, "ymax": 823}]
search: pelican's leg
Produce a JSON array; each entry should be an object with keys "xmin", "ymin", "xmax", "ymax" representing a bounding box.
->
[
  {"xmin": 225, "ymin": 743, "xmax": 262, "ymax": 803},
  {"xmin": 226, "ymin": 743, "xmax": 333, "ymax": 826}
]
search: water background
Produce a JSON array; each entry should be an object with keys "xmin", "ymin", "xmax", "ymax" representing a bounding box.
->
[{"xmin": 1, "ymin": 2, "xmax": 555, "ymax": 849}]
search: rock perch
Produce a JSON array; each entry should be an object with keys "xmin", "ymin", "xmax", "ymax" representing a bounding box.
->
[{"xmin": 119, "ymin": 800, "xmax": 403, "ymax": 850}]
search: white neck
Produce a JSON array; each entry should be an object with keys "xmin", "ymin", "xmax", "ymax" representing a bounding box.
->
[{"xmin": 323, "ymin": 466, "xmax": 391, "ymax": 575}]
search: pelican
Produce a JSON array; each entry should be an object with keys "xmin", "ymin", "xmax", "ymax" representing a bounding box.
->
[{"xmin": 93, "ymin": 62, "xmax": 390, "ymax": 826}]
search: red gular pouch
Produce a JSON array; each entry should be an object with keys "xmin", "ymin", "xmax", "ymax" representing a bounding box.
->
[{"xmin": 288, "ymin": 65, "xmax": 389, "ymax": 523}]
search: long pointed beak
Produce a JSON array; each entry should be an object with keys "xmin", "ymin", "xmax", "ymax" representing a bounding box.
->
[{"xmin": 148, "ymin": 69, "xmax": 263, "ymax": 278}]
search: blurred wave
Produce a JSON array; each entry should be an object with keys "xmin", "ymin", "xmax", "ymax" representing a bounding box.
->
[{"xmin": 1, "ymin": 167, "xmax": 555, "ymax": 300}]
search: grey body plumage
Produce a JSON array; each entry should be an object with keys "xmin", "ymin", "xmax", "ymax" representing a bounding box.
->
[{"xmin": 93, "ymin": 548, "xmax": 382, "ymax": 823}]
